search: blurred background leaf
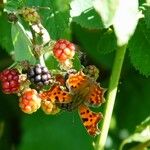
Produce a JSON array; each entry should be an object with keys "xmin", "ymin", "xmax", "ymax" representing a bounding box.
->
[
  {"xmin": 0, "ymin": 12, "xmax": 13, "ymax": 53},
  {"xmin": 120, "ymin": 117, "xmax": 150, "ymax": 150}
]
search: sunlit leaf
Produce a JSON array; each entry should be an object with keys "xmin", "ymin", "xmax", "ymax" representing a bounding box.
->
[
  {"xmin": 11, "ymin": 22, "xmax": 36, "ymax": 64},
  {"xmin": 94, "ymin": 0, "xmax": 119, "ymax": 28},
  {"xmin": 113, "ymin": 0, "xmax": 139, "ymax": 46}
]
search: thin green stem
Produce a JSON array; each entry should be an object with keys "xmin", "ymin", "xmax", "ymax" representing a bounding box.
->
[
  {"xmin": 8, "ymin": 62, "xmax": 17, "ymax": 69},
  {"xmin": 39, "ymin": 55, "xmax": 46, "ymax": 67},
  {"xmin": 95, "ymin": 44, "xmax": 127, "ymax": 150}
]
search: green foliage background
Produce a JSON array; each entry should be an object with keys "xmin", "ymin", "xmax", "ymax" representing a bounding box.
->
[{"xmin": 0, "ymin": 0, "xmax": 150, "ymax": 150}]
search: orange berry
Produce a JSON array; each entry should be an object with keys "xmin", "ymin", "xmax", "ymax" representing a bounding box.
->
[{"xmin": 19, "ymin": 88, "xmax": 41, "ymax": 114}]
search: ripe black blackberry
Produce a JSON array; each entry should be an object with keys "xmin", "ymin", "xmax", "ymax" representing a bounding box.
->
[{"xmin": 27, "ymin": 64, "xmax": 51, "ymax": 86}]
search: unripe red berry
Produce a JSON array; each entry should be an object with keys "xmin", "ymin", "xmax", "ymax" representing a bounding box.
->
[
  {"xmin": 0, "ymin": 69, "xmax": 20, "ymax": 94},
  {"xmin": 53, "ymin": 39, "xmax": 75, "ymax": 62}
]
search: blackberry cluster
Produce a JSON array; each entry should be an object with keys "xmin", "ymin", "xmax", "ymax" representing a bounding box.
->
[{"xmin": 27, "ymin": 64, "xmax": 51, "ymax": 86}]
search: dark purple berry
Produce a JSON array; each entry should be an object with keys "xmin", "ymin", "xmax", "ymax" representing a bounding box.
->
[{"xmin": 27, "ymin": 64, "xmax": 51, "ymax": 86}]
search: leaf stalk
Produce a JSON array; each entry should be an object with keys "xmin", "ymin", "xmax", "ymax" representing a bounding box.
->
[{"xmin": 95, "ymin": 44, "xmax": 127, "ymax": 150}]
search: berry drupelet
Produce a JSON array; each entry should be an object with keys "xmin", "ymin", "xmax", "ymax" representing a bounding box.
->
[{"xmin": 27, "ymin": 64, "xmax": 51, "ymax": 86}]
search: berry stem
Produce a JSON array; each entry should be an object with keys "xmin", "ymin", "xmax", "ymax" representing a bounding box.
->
[
  {"xmin": 29, "ymin": 25, "xmax": 36, "ymax": 45},
  {"xmin": 95, "ymin": 44, "xmax": 127, "ymax": 150},
  {"xmin": 39, "ymin": 55, "xmax": 46, "ymax": 67}
]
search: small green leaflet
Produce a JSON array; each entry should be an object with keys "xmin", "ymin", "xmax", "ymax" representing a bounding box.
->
[{"xmin": 11, "ymin": 22, "xmax": 36, "ymax": 64}]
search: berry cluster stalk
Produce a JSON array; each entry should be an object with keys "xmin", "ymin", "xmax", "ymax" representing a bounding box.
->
[{"xmin": 95, "ymin": 44, "xmax": 127, "ymax": 150}]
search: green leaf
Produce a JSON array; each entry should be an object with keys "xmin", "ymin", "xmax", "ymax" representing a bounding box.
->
[
  {"xmin": 42, "ymin": 0, "xmax": 71, "ymax": 40},
  {"xmin": 11, "ymin": 22, "xmax": 36, "ymax": 64},
  {"xmin": 70, "ymin": 0, "xmax": 103, "ymax": 29},
  {"xmin": 120, "ymin": 117, "xmax": 150, "ymax": 150},
  {"xmin": 94, "ymin": 0, "xmax": 119, "ymax": 28},
  {"xmin": 45, "ymin": 53, "xmax": 59, "ymax": 70},
  {"xmin": 97, "ymin": 29, "xmax": 117, "ymax": 54},
  {"xmin": 115, "ymin": 69, "xmax": 150, "ymax": 132},
  {"xmin": 0, "ymin": 12, "xmax": 13, "ymax": 53},
  {"xmin": 4, "ymin": 0, "xmax": 23, "ymax": 11},
  {"xmin": 72, "ymin": 8, "xmax": 103, "ymax": 29},
  {"xmin": 129, "ymin": 20, "xmax": 150, "ymax": 77},
  {"xmin": 73, "ymin": 53, "xmax": 82, "ymax": 71},
  {"xmin": 143, "ymin": 5, "xmax": 150, "ymax": 29},
  {"xmin": 25, "ymin": 0, "xmax": 71, "ymax": 40},
  {"xmin": 19, "ymin": 111, "xmax": 94, "ymax": 150},
  {"xmin": 73, "ymin": 24, "xmax": 115, "ymax": 69},
  {"xmin": 46, "ymin": 0, "xmax": 71, "ymax": 39}
]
